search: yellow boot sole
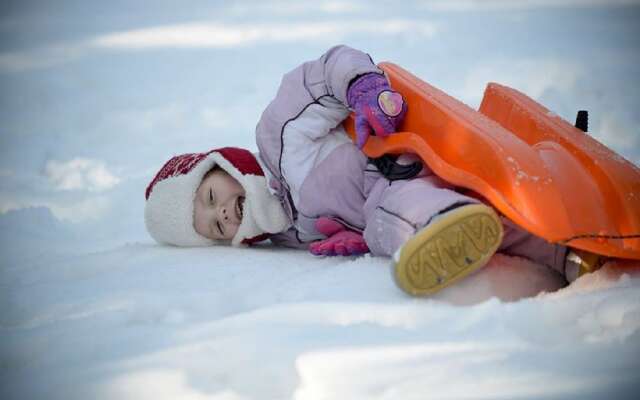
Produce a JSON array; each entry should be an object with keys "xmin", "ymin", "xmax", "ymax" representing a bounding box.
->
[{"xmin": 393, "ymin": 204, "xmax": 503, "ymax": 296}]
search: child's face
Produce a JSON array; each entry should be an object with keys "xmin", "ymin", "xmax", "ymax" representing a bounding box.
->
[{"xmin": 193, "ymin": 168, "xmax": 245, "ymax": 241}]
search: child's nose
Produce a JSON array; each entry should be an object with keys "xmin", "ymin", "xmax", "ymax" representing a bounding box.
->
[{"xmin": 218, "ymin": 206, "xmax": 229, "ymax": 222}]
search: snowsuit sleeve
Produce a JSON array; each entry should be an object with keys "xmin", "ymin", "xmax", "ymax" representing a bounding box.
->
[
  {"xmin": 269, "ymin": 228, "xmax": 312, "ymax": 250},
  {"xmin": 255, "ymin": 45, "xmax": 384, "ymax": 192}
]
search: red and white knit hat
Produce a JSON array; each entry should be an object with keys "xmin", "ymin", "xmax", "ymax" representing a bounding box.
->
[{"xmin": 144, "ymin": 147, "xmax": 290, "ymax": 247}]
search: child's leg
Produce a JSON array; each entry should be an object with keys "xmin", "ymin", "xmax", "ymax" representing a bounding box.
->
[
  {"xmin": 363, "ymin": 175, "xmax": 567, "ymax": 265},
  {"xmin": 363, "ymin": 174, "xmax": 569, "ymax": 295},
  {"xmin": 499, "ymin": 217, "xmax": 568, "ymax": 277},
  {"xmin": 362, "ymin": 175, "xmax": 480, "ymax": 257}
]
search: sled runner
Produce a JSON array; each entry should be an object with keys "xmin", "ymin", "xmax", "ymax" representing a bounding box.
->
[{"xmin": 344, "ymin": 62, "xmax": 640, "ymax": 260}]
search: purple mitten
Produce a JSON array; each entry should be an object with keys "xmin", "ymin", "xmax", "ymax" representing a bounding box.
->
[
  {"xmin": 347, "ymin": 73, "xmax": 407, "ymax": 149},
  {"xmin": 309, "ymin": 217, "xmax": 369, "ymax": 256}
]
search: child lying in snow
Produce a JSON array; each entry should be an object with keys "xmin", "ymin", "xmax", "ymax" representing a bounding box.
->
[{"xmin": 144, "ymin": 45, "xmax": 603, "ymax": 296}]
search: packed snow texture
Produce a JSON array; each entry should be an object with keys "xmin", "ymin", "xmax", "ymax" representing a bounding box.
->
[
  {"xmin": 2, "ymin": 1, "xmax": 640, "ymax": 399},
  {"xmin": 2, "ymin": 205, "xmax": 640, "ymax": 400}
]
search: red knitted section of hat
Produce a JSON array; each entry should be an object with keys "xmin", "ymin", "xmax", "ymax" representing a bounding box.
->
[
  {"xmin": 145, "ymin": 147, "xmax": 264, "ymax": 200},
  {"xmin": 145, "ymin": 152, "xmax": 209, "ymax": 199},
  {"xmin": 216, "ymin": 147, "xmax": 264, "ymax": 177}
]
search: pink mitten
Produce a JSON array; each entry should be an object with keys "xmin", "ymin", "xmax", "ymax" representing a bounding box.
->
[
  {"xmin": 309, "ymin": 217, "xmax": 369, "ymax": 256},
  {"xmin": 347, "ymin": 73, "xmax": 407, "ymax": 149}
]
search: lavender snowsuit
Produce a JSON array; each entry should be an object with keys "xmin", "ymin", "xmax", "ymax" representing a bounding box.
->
[{"xmin": 256, "ymin": 45, "xmax": 567, "ymax": 273}]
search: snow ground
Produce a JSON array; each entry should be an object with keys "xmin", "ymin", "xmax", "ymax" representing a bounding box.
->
[
  {"xmin": 1, "ymin": 204, "xmax": 640, "ymax": 400},
  {"xmin": 2, "ymin": 1, "xmax": 640, "ymax": 399}
]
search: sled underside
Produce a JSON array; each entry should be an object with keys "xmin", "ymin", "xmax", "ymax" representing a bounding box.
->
[{"xmin": 344, "ymin": 62, "xmax": 640, "ymax": 260}]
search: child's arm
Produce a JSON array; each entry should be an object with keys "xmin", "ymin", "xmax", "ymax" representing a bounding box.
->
[
  {"xmin": 255, "ymin": 45, "xmax": 385, "ymax": 181},
  {"xmin": 254, "ymin": 45, "xmax": 405, "ymax": 253},
  {"xmin": 269, "ymin": 228, "xmax": 316, "ymax": 250}
]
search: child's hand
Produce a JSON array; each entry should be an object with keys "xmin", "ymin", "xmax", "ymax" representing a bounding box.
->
[
  {"xmin": 347, "ymin": 73, "xmax": 407, "ymax": 149},
  {"xmin": 309, "ymin": 217, "xmax": 369, "ymax": 256}
]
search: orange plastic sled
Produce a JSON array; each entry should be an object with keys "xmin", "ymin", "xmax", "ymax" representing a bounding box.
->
[{"xmin": 344, "ymin": 62, "xmax": 640, "ymax": 260}]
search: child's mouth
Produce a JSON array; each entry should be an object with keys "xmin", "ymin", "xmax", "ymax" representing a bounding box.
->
[{"xmin": 235, "ymin": 196, "xmax": 245, "ymax": 221}]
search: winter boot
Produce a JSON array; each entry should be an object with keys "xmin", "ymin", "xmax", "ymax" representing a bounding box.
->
[
  {"xmin": 564, "ymin": 249, "xmax": 606, "ymax": 283},
  {"xmin": 393, "ymin": 204, "xmax": 503, "ymax": 296}
]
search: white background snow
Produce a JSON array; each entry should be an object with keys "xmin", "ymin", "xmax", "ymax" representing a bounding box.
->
[{"xmin": 1, "ymin": 1, "xmax": 640, "ymax": 399}]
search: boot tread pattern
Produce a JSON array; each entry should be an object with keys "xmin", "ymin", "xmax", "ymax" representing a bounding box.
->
[{"xmin": 395, "ymin": 205, "xmax": 503, "ymax": 296}]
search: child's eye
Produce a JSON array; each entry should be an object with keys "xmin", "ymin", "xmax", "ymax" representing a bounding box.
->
[{"xmin": 209, "ymin": 188, "xmax": 214, "ymax": 203}]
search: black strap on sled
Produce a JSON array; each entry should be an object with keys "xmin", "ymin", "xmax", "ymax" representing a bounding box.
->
[
  {"xmin": 575, "ymin": 110, "xmax": 589, "ymax": 132},
  {"xmin": 369, "ymin": 154, "xmax": 422, "ymax": 181}
]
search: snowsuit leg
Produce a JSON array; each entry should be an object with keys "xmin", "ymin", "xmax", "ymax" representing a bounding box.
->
[
  {"xmin": 498, "ymin": 217, "xmax": 568, "ymax": 275},
  {"xmin": 362, "ymin": 173, "xmax": 477, "ymax": 256},
  {"xmin": 362, "ymin": 173, "xmax": 567, "ymax": 273}
]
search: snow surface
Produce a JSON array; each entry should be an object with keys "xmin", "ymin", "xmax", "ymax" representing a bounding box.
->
[
  {"xmin": 1, "ymin": 203, "xmax": 640, "ymax": 400},
  {"xmin": 2, "ymin": 1, "xmax": 640, "ymax": 399}
]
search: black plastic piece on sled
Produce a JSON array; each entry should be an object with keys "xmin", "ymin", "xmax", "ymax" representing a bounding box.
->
[
  {"xmin": 369, "ymin": 154, "xmax": 422, "ymax": 181},
  {"xmin": 575, "ymin": 110, "xmax": 589, "ymax": 132}
]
